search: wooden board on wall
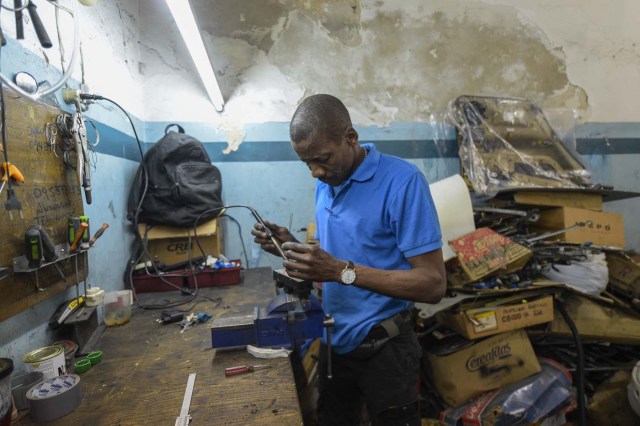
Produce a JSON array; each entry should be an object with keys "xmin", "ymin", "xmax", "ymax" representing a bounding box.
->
[{"xmin": 0, "ymin": 87, "xmax": 86, "ymax": 322}]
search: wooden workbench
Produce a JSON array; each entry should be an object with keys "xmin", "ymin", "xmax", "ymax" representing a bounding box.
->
[{"xmin": 15, "ymin": 267, "xmax": 304, "ymax": 425}]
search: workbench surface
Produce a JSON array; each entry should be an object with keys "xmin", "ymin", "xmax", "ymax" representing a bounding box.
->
[{"xmin": 16, "ymin": 267, "xmax": 303, "ymax": 426}]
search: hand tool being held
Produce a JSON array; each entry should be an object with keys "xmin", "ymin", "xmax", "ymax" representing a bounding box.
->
[
  {"xmin": 70, "ymin": 222, "xmax": 88, "ymax": 252},
  {"xmin": 89, "ymin": 223, "xmax": 109, "ymax": 247},
  {"xmin": 224, "ymin": 364, "xmax": 272, "ymax": 377}
]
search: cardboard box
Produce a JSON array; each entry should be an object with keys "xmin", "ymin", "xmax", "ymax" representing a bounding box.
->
[
  {"xmin": 138, "ymin": 219, "xmax": 223, "ymax": 265},
  {"xmin": 449, "ymin": 228, "xmax": 532, "ymax": 282},
  {"xmin": 425, "ymin": 329, "xmax": 541, "ymax": 406},
  {"xmin": 436, "ymin": 295, "xmax": 554, "ymax": 340},
  {"xmin": 513, "ymin": 190, "xmax": 603, "ymax": 211},
  {"xmin": 532, "ymin": 206, "xmax": 624, "ymax": 248},
  {"xmin": 606, "ymin": 252, "xmax": 640, "ymax": 298},
  {"xmin": 550, "ymin": 292, "xmax": 640, "ymax": 344}
]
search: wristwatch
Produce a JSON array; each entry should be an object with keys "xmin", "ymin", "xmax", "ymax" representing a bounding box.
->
[{"xmin": 339, "ymin": 261, "xmax": 357, "ymax": 285}]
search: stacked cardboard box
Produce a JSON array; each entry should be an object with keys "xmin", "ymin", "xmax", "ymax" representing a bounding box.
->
[{"xmin": 138, "ymin": 218, "xmax": 223, "ymax": 266}]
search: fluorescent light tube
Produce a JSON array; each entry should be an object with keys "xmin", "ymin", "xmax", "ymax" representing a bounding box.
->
[{"xmin": 165, "ymin": 0, "xmax": 225, "ymax": 112}]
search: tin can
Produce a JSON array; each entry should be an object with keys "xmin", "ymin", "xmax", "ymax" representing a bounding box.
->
[{"xmin": 23, "ymin": 346, "xmax": 66, "ymax": 380}]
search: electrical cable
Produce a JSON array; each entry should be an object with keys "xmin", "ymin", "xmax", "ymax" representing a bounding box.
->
[
  {"xmin": 220, "ymin": 213, "xmax": 249, "ymax": 268},
  {"xmin": 193, "ymin": 204, "xmax": 287, "ymax": 261},
  {"xmin": 0, "ymin": 5, "xmax": 15, "ymax": 198},
  {"xmin": 84, "ymin": 94, "xmax": 226, "ymax": 311},
  {"xmin": 555, "ymin": 297, "xmax": 587, "ymax": 426}
]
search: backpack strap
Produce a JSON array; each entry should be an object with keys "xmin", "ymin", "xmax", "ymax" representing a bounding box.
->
[{"xmin": 164, "ymin": 123, "xmax": 185, "ymax": 135}]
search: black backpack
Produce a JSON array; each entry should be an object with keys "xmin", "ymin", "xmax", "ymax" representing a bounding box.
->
[{"xmin": 127, "ymin": 125, "xmax": 223, "ymax": 227}]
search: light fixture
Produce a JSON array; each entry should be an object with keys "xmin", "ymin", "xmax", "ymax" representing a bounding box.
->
[{"xmin": 165, "ymin": 0, "xmax": 225, "ymax": 112}]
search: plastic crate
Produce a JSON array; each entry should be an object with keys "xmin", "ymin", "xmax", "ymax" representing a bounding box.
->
[
  {"xmin": 132, "ymin": 262, "xmax": 241, "ymax": 293},
  {"xmin": 187, "ymin": 265, "xmax": 241, "ymax": 288}
]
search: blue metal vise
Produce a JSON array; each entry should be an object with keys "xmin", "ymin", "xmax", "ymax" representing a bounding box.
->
[{"xmin": 210, "ymin": 269, "xmax": 324, "ymax": 350}]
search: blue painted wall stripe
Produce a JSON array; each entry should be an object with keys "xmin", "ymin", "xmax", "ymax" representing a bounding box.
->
[{"xmin": 135, "ymin": 134, "xmax": 640, "ymax": 162}]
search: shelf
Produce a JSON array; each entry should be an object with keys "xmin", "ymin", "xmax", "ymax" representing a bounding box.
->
[{"xmin": 12, "ymin": 243, "xmax": 87, "ymax": 273}]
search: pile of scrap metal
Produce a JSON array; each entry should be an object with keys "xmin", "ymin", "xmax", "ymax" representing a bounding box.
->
[{"xmin": 413, "ymin": 96, "xmax": 640, "ymax": 425}]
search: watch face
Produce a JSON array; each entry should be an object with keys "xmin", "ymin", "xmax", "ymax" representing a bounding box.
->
[{"xmin": 341, "ymin": 268, "xmax": 356, "ymax": 285}]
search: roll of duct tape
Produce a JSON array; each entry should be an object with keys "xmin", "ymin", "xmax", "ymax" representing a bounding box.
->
[{"xmin": 26, "ymin": 374, "xmax": 82, "ymax": 422}]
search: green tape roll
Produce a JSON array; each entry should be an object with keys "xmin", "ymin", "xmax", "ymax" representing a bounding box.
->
[{"xmin": 74, "ymin": 359, "xmax": 91, "ymax": 374}]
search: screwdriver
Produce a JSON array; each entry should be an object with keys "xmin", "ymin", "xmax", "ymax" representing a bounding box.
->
[
  {"xmin": 89, "ymin": 223, "xmax": 109, "ymax": 247},
  {"xmin": 224, "ymin": 364, "xmax": 271, "ymax": 377},
  {"xmin": 70, "ymin": 222, "xmax": 88, "ymax": 252}
]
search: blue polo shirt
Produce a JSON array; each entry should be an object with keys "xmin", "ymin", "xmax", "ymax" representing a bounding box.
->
[{"xmin": 315, "ymin": 143, "xmax": 442, "ymax": 354}]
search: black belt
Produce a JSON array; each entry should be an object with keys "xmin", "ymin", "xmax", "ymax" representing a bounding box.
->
[{"xmin": 360, "ymin": 310, "xmax": 411, "ymax": 347}]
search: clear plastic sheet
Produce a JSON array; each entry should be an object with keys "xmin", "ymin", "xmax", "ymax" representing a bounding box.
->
[
  {"xmin": 447, "ymin": 95, "xmax": 593, "ymax": 199},
  {"xmin": 440, "ymin": 358, "xmax": 574, "ymax": 426}
]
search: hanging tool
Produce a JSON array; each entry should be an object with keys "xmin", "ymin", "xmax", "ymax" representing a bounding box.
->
[
  {"xmin": 79, "ymin": 215, "xmax": 90, "ymax": 245},
  {"xmin": 71, "ymin": 110, "xmax": 92, "ymax": 204},
  {"xmin": 24, "ymin": 225, "xmax": 66, "ymax": 282},
  {"xmin": 34, "ymin": 225, "xmax": 58, "ymax": 262},
  {"xmin": 26, "ymin": 1, "xmax": 52, "ymax": 48},
  {"xmin": 1, "ymin": 68, "xmax": 24, "ymax": 220},
  {"xmin": 14, "ymin": 0, "xmax": 25, "ymax": 39},
  {"xmin": 1, "ymin": 161, "xmax": 24, "ymax": 195},
  {"xmin": 224, "ymin": 364, "xmax": 272, "ymax": 377},
  {"xmin": 89, "ymin": 223, "xmax": 109, "ymax": 247},
  {"xmin": 70, "ymin": 222, "xmax": 88, "ymax": 252},
  {"xmin": 175, "ymin": 373, "xmax": 196, "ymax": 426},
  {"xmin": 68, "ymin": 216, "xmax": 81, "ymax": 245},
  {"xmin": 24, "ymin": 225, "xmax": 58, "ymax": 265},
  {"xmin": 25, "ymin": 226, "xmax": 44, "ymax": 269}
]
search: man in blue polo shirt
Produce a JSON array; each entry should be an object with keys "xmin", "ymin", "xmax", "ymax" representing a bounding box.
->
[{"xmin": 252, "ymin": 94, "xmax": 446, "ymax": 425}]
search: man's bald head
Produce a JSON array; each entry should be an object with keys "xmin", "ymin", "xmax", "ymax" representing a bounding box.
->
[{"xmin": 290, "ymin": 94, "xmax": 352, "ymax": 144}]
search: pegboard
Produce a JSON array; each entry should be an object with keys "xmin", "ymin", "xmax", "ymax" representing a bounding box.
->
[{"xmin": 0, "ymin": 87, "xmax": 86, "ymax": 322}]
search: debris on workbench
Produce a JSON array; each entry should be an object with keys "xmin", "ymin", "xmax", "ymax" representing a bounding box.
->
[{"xmin": 247, "ymin": 345, "xmax": 291, "ymax": 359}]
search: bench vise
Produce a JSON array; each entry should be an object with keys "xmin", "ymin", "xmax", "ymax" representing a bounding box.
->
[{"xmin": 210, "ymin": 268, "xmax": 324, "ymax": 350}]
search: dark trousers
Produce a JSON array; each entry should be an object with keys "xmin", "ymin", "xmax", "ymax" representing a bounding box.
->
[{"xmin": 317, "ymin": 322, "xmax": 422, "ymax": 426}]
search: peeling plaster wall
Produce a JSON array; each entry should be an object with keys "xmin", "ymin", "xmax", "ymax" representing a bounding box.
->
[
  {"xmin": 137, "ymin": 0, "xmax": 640, "ymax": 256},
  {"xmin": 140, "ymin": 0, "xmax": 640, "ymax": 124}
]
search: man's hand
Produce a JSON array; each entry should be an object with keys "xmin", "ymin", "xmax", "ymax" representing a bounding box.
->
[
  {"xmin": 281, "ymin": 242, "xmax": 343, "ymax": 282},
  {"xmin": 251, "ymin": 220, "xmax": 297, "ymax": 257}
]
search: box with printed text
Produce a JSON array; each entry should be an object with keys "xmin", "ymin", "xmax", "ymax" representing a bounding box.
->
[{"xmin": 436, "ymin": 295, "xmax": 554, "ymax": 340}]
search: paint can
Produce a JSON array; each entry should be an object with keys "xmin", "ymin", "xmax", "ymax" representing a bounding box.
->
[
  {"xmin": 54, "ymin": 340, "xmax": 79, "ymax": 370},
  {"xmin": 23, "ymin": 345, "xmax": 66, "ymax": 381}
]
